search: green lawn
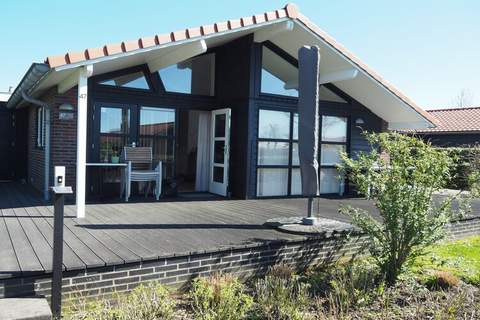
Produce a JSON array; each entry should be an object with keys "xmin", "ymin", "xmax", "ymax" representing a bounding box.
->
[{"xmin": 412, "ymin": 235, "xmax": 480, "ymax": 285}]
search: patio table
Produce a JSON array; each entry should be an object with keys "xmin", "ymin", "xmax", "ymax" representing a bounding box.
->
[{"xmin": 86, "ymin": 163, "xmax": 127, "ymax": 199}]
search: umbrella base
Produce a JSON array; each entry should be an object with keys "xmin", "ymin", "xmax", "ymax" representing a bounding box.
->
[{"xmin": 302, "ymin": 217, "xmax": 320, "ymax": 225}]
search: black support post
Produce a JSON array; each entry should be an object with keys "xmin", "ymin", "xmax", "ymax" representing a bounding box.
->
[{"xmin": 50, "ymin": 186, "xmax": 72, "ymax": 319}]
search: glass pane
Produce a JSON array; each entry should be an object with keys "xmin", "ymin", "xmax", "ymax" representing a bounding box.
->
[
  {"xmin": 291, "ymin": 142, "xmax": 299, "ymax": 166},
  {"xmin": 258, "ymin": 110, "xmax": 290, "ymax": 139},
  {"xmin": 257, "ymin": 141, "xmax": 289, "ymax": 165},
  {"xmin": 100, "ymin": 107, "xmax": 129, "ymax": 134},
  {"xmin": 320, "ymin": 168, "xmax": 343, "ymax": 194},
  {"xmin": 214, "ymin": 141, "xmax": 225, "ymax": 163},
  {"xmin": 100, "ymin": 135, "xmax": 128, "ymax": 163},
  {"xmin": 321, "ymin": 144, "xmax": 346, "ymax": 166},
  {"xmin": 257, "ymin": 168, "xmax": 288, "ymax": 196},
  {"xmin": 138, "ymin": 137, "xmax": 175, "ymax": 163},
  {"xmin": 213, "ymin": 166, "xmax": 224, "ymax": 183},
  {"xmin": 98, "ymin": 71, "xmax": 150, "ymax": 90},
  {"xmin": 291, "ymin": 168, "xmax": 302, "ymax": 195},
  {"xmin": 322, "ymin": 116, "xmax": 347, "ymax": 143},
  {"xmin": 140, "ymin": 107, "xmax": 175, "ymax": 136},
  {"xmin": 214, "ymin": 114, "xmax": 226, "ymax": 138},
  {"xmin": 293, "ymin": 113, "xmax": 298, "ymax": 140},
  {"xmin": 261, "ymin": 46, "xmax": 298, "ymax": 97},
  {"xmin": 159, "ymin": 53, "xmax": 215, "ymax": 96},
  {"xmin": 319, "ymin": 86, "xmax": 347, "ymax": 103}
]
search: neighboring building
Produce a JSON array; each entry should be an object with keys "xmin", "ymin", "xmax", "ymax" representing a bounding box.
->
[
  {"xmin": 3, "ymin": 3, "xmax": 436, "ymax": 216},
  {"xmin": 410, "ymin": 107, "xmax": 480, "ymax": 147}
]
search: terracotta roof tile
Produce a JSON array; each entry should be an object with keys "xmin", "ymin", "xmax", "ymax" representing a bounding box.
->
[
  {"xmin": 240, "ymin": 16, "xmax": 254, "ymax": 27},
  {"xmin": 121, "ymin": 40, "xmax": 140, "ymax": 52},
  {"xmin": 46, "ymin": 55, "xmax": 68, "ymax": 68},
  {"xmin": 139, "ymin": 36, "xmax": 157, "ymax": 48},
  {"xmin": 86, "ymin": 47, "xmax": 105, "ymax": 59},
  {"xmin": 228, "ymin": 19, "xmax": 242, "ymax": 30},
  {"xmin": 200, "ymin": 24, "xmax": 216, "ymax": 35},
  {"xmin": 171, "ymin": 30, "xmax": 187, "ymax": 41},
  {"xmin": 104, "ymin": 43, "xmax": 123, "ymax": 56},
  {"xmin": 411, "ymin": 107, "xmax": 480, "ymax": 133},
  {"xmin": 215, "ymin": 21, "xmax": 229, "ymax": 32},
  {"xmin": 156, "ymin": 33, "xmax": 172, "ymax": 45},
  {"xmin": 66, "ymin": 51, "xmax": 86, "ymax": 64},
  {"xmin": 265, "ymin": 11, "xmax": 277, "ymax": 21},
  {"xmin": 186, "ymin": 27, "xmax": 202, "ymax": 38},
  {"xmin": 253, "ymin": 14, "xmax": 266, "ymax": 24}
]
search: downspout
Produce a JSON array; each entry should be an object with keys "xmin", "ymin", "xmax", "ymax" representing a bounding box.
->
[{"xmin": 21, "ymin": 91, "xmax": 51, "ymax": 201}]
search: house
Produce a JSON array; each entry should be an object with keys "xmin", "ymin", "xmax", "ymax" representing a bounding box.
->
[
  {"xmin": 409, "ymin": 107, "xmax": 480, "ymax": 147},
  {"xmin": 4, "ymin": 3, "xmax": 437, "ymax": 218}
]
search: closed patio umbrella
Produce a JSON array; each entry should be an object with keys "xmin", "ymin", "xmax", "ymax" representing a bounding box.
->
[{"xmin": 298, "ymin": 46, "xmax": 320, "ymax": 224}]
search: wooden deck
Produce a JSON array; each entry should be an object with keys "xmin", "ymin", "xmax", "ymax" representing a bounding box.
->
[{"xmin": 1, "ymin": 182, "xmax": 478, "ymax": 279}]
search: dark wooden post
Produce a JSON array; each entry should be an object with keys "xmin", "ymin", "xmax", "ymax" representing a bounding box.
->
[{"xmin": 50, "ymin": 185, "xmax": 72, "ymax": 319}]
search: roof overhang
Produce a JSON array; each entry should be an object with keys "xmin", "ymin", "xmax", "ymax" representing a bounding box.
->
[{"xmin": 6, "ymin": 4, "xmax": 437, "ymax": 130}]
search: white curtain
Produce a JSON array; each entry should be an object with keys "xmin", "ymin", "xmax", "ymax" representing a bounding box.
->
[{"xmin": 195, "ymin": 112, "xmax": 211, "ymax": 191}]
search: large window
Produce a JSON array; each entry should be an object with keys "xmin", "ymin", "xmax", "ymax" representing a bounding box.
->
[
  {"xmin": 98, "ymin": 71, "xmax": 150, "ymax": 90},
  {"xmin": 138, "ymin": 107, "xmax": 176, "ymax": 179},
  {"xmin": 261, "ymin": 46, "xmax": 298, "ymax": 97},
  {"xmin": 36, "ymin": 107, "xmax": 46, "ymax": 148},
  {"xmin": 256, "ymin": 109, "xmax": 299, "ymax": 197},
  {"xmin": 158, "ymin": 53, "xmax": 215, "ymax": 96},
  {"xmin": 99, "ymin": 106, "xmax": 130, "ymax": 162},
  {"xmin": 320, "ymin": 116, "xmax": 348, "ymax": 194}
]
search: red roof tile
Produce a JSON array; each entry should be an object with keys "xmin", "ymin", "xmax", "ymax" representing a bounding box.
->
[{"xmin": 412, "ymin": 107, "xmax": 480, "ymax": 133}]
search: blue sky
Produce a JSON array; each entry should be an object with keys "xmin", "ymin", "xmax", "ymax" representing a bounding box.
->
[{"xmin": 1, "ymin": 0, "xmax": 479, "ymax": 109}]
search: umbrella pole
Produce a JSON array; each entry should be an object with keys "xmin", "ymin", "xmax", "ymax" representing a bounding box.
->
[{"xmin": 307, "ymin": 197, "xmax": 313, "ymax": 218}]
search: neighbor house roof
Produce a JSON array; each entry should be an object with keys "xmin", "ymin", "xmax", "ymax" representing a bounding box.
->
[
  {"xmin": 6, "ymin": 3, "xmax": 438, "ymax": 130},
  {"xmin": 411, "ymin": 107, "xmax": 480, "ymax": 134}
]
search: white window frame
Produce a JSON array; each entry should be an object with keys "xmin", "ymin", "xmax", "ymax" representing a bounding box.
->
[{"xmin": 36, "ymin": 107, "xmax": 46, "ymax": 148}]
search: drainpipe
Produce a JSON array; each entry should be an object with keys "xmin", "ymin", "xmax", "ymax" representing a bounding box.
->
[{"xmin": 21, "ymin": 91, "xmax": 51, "ymax": 200}]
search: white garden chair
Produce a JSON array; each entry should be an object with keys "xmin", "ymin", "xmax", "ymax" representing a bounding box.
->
[{"xmin": 122, "ymin": 146, "xmax": 162, "ymax": 201}]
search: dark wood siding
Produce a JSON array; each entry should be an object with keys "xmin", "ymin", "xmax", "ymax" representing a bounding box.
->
[
  {"xmin": 0, "ymin": 102, "xmax": 14, "ymax": 180},
  {"xmin": 416, "ymin": 133, "xmax": 480, "ymax": 147}
]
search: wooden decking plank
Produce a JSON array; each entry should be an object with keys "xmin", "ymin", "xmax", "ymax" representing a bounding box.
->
[
  {"xmin": 24, "ymin": 205, "xmax": 85, "ymax": 270},
  {"xmin": 0, "ymin": 210, "xmax": 21, "ymax": 275},
  {"xmin": 82, "ymin": 205, "xmax": 158, "ymax": 259},
  {"xmin": 63, "ymin": 205, "xmax": 140, "ymax": 264},
  {"xmin": 12, "ymin": 207, "xmax": 53, "ymax": 271},
  {"xmin": 35, "ymin": 205, "xmax": 106, "ymax": 268}
]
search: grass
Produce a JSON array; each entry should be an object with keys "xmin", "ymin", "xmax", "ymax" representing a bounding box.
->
[{"xmin": 411, "ymin": 235, "xmax": 480, "ymax": 285}]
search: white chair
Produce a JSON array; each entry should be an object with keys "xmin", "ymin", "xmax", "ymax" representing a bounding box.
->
[{"xmin": 122, "ymin": 146, "xmax": 162, "ymax": 201}]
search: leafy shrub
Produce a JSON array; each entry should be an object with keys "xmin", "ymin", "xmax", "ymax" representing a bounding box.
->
[
  {"xmin": 190, "ymin": 273, "xmax": 253, "ymax": 320},
  {"xmin": 339, "ymin": 132, "xmax": 473, "ymax": 285},
  {"xmin": 253, "ymin": 265, "xmax": 312, "ymax": 320},
  {"xmin": 64, "ymin": 282, "xmax": 175, "ymax": 320},
  {"xmin": 120, "ymin": 282, "xmax": 176, "ymax": 320},
  {"xmin": 307, "ymin": 260, "xmax": 381, "ymax": 317},
  {"xmin": 441, "ymin": 146, "xmax": 480, "ymax": 190}
]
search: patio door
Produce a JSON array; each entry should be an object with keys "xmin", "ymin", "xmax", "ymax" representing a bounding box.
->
[{"xmin": 209, "ymin": 108, "xmax": 231, "ymax": 196}]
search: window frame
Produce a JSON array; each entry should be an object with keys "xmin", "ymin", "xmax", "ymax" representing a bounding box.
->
[
  {"xmin": 36, "ymin": 107, "xmax": 45, "ymax": 148},
  {"xmin": 319, "ymin": 115, "xmax": 350, "ymax": 195},
  {"xmin": 255, "ymin": 108, "xmax": 298, "ymax": 197}
]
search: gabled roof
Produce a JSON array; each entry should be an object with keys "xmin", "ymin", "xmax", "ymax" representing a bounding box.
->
[
  {"xmin": 411, "ymin": 107, "xmax": 480, "ymax": 134},
  {"xmin": 6, "ymin": 3, "xmax": 438, "ymax": 130}
]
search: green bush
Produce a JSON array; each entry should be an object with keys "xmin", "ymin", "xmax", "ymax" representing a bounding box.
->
[
  {"xmin": 252, "ymin": 265, "xmax": 312, "ymax": 320},
  {"xmin": 339, "ymin": 132, "xmax": 473, "ymax": 285},
  {"xmin": 190, "ymin": 273, "xmax": 253, "ymax": 320},
  {"xmin": 441, "ymin": 146, "xmax": 480, "ymax": 190},
  {"xmin": 64, "ymin": 282, "xmax": 176, "ymax": 320}
]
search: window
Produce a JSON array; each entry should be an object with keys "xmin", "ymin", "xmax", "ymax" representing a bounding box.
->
[
  {"xmin": 256, "ymin": 109, "xmax": 299, "ymax": 197},
  {"xmin": 319, "ymin": 86, "xmax": 347, "ymax": 103},
  {"xmin": 320, "ymin": 116, "xmax": 348, "ymax": 194},
  {"xmin": 138, "ymin": 107, "xmax": 175, "ymax": 179},
  {"xmin": 261, "ymin": 46, "xmax": 298, "ymax": 97},
  {"xmin": 99, "ymin": 106, "xmax": 130, "ymax": 162},
  {"xmin": 36, "ymin": 107, "xmax": 46, "ymax": 148},
  {"xmin": 98, "ymin": 71, "xmax": 150, "ymax": 90},
  {"xmin": 158, "ymin": 53, "xmax": 215, "ymax": 96}
]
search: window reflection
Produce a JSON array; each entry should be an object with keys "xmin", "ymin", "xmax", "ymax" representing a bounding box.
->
[
  {"xmin": 158, "ymin": 53, "xmax": 215, "ymax": 96},
  {"xmin": 261, "ymin": 46, "xmax": 298, "ymax": 97},
  {"xmin": 258, "ymin": 110, "xmax": 290, "ymax": 139},
  {"xmin": 98, "ymin": 71, "xmax": 150, "ymax": 90}
]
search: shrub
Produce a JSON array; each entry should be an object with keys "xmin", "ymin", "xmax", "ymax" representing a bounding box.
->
[
  {"xmin": 338, "ymin": 132, "xmax": 473, "ymax": 285},
  {"xmin": 64, "ymin": 282, "xmax": 176, "ymax": 320},
  {"xmin": 120, "ymin": 282, "xmax": 176, "ymax": 320},
  {"xmin": 253, "ymin": 265, "xmax": 312, "ymax": 320},
  {"xmin": 441, "ymin": 146, "xmax": 480, "ymax": 191},
  {"xmin": 190, "ymin": 273, "xmax": 253, "ymax": 320}
]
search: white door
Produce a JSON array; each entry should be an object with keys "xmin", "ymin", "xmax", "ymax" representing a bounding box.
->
[{"xmin": 209, "ymin": 108, "xmax": 231, "ymax": 196}]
